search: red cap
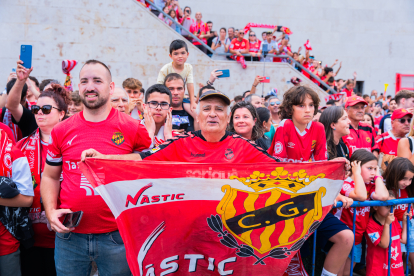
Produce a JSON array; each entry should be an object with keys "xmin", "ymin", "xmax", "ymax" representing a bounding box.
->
[
  {"xmin": 391, "ymin": 108, "xmax": 413, "ymax": 120},
  {"xmin": 345, "ymin": 96, "xmax": 368, "ymax": 108}
]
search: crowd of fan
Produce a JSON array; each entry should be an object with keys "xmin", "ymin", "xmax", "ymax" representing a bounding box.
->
[{"xmin": 1, "ymin": 36, "xmax": 414, "ymax": 276}]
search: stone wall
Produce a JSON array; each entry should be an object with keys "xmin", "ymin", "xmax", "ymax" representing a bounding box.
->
[
  {"xmin": 0, "ymin": 0, "xmax": 328, "ymax": 102},
  {"xmin": 180, "ymin": 0, "xmax": 414, "ymax": 95}
]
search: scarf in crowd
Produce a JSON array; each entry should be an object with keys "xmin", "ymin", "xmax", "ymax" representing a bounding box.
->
[
  {"xmin": 0, "ymin": 129, "xmax": 34, "ymax": 246},
  {"xmin": 17, "ymin": 128, "xmax": 44, "ymax": 223},
  {"xmin": 62, "ymin": 60, "xmax": 78, "ymax": 92},
  {"xmin": 2, "ymin": 100, "xmax": 32, "ymax": 141},
  {"xmin": 243, "ymin": 23, "xmax": 292, "ymax": 35}
]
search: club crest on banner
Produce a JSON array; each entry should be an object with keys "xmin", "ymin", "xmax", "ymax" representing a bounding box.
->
[{"xmin": 209, "ymin": 167, "xmax": 325, "ymax": 263}]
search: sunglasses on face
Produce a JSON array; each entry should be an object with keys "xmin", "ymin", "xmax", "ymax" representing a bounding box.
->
[
  {"xmin": 239, "ymin": 32, "xmax": 245, "ymax": 34},
  {"xmin": 31, "ymin": 105, "xmax": 61, "ymax": 115},
  {"xmin": 249, "ymin": 34, "xmax": 256, "ymax": 37},
  {"xmin": 147, "ymin": 101, "xmax": 170, "ymax": 110},
  {"xmin": 270, "ymin": 102, "xmax": 281, "ymax": 106},
  {"xmin": 396, "ymin": 118, "xmax": 412, "ymax": 124}
]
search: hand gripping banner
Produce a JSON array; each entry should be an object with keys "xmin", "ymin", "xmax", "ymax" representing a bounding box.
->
[{"xmin": 80, "ymin": 160, "xmax": 345, "ymax": 276}]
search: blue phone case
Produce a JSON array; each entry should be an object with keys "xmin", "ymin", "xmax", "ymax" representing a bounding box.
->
[
  {"xmin": 20, "ymin": 45, "xmax": 32, "ymax": 69},
  {"xmin": 217, "ymin": 69, "xmax": 230, "ymax": 78}
]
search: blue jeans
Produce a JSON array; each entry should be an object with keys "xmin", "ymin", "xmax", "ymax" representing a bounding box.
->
[{"xmin": 55, "ymin": 231, "xmax": 131, "ymax": 276}]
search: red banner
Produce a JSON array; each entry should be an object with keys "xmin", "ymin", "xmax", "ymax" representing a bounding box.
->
[
  {"xmin": 243, "ymin": 23, "xmax": 292, "ymax": 36},
  {"xmin": 80, "ymin": 160, "xmax": 345, "ymax": 275},
  {"xmin": 325, "ymin": 92, "xmax": 346, "ymax": 102}
]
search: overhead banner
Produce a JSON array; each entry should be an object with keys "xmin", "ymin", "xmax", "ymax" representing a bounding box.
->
[{"xmin": 80, "ymin": 160, "xmax": 345, "ymax": 276}]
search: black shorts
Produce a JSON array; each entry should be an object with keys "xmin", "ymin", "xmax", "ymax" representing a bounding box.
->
[{"xmin": 301, "ymin": 213, "xmax": 350, "ymax": 256}]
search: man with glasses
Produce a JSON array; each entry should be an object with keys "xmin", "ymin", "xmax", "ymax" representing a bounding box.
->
[
  {"xmin": 258, "ymin": 31, "xmax": 278, "ymax": 63},
  {"xmin": 343, "ymin": 96, "xmax": 379, "ymax": 157},
  {"xmin": 229, "ymin": 28, "xmax": 250, "ymax": 69},
  {"xmin": 164, "ymin": 73, "xmax": 198, "ymax": 132},
  {"xmin": 141, "ymin": 84, "xmax": 178, "ymax": 152},
  {"xmin": 376, "ymin": 108, "xmax": 412, "ymax": 158}
]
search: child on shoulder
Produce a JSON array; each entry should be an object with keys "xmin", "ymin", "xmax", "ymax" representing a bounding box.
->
[{"xmin": 157, "ymin": 39, "xmax": 196, "ymax": 111}]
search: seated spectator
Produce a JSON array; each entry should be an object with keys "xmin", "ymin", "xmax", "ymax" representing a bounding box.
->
[
  {"xmin": 18, "ymin": 83, "xmax": 70, "ymax": 276},
  {"xmin": 228, "ymin": 102, "xmax": 269, "ymax": 149},
  {"xmin": 180, "ymin": 6, "xmax": 194, "ymax": 40},
  {"xmin": 259, "ymin": 31, "xmax": 278, "ymax": 63},
  {"xmin": 244, "ymin": 94, "xmax": 262, "ymax": 108},
  {"xmin": 246, "ymin": 31, "xmax": 261, "ymax": 62},
  {"xmin": 67, "ymin": 90, "xmax": 83, "ymax": 117},
  {"xmin": 142, "ymin": 84, "xmax": 178, "ymax": 152},
  {"xmin": 189, "ymin": 12, "xmax": 210, "ymax": 54},
  {"xmin": 167, "ymin": 9, "xmax": 180, "ymax": 33},
  {"xmin": 164, "ymin": 73, "xmax": 198, "ymax": 132},
  {"xmin": 111, "ymin": 87, "xmax": 129, "ymax": 113},
  {"xmin": 5, "ymin": 61, "xmax": 38, "ymax": 140},
  {"xmin": 211, "ymin": 28, "xmax": 230, "ymax": 61},
  {"xmin": 229, "ymin": 28, "xmax": 249, "ymax": 69},
  {"xmin": 256, "ymin": 107, "xmax": 273, "ymax": 150},
  {"xmin": 206, "ymin": 21, "xmax": 217, "ymax": 57},
  {"xmin": 0, "ymin": 128, "xmax": 34, "ymax": 276},
  {"xmin": 123, "ymin": 77, "xmax": 144, "ymax": 120},
  {"xmin": 319, "ymin": 106, "xmax": 351, "ymax": 160}
]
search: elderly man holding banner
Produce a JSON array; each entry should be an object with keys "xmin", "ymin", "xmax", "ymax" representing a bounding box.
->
[{"xmin": 81, "ymin": 89, "xmax": 349, "ymax": 276}]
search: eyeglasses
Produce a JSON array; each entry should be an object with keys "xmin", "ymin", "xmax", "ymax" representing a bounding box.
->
[
  {"xmin": 239, "ymin": 32, "xmax": 244, "ymax": 34},
  {"xmin": 249, "ymin": 34, "xmax": 256, "ymax": 37},
  {"xmin": 147, "ymin": 101, "xmax": 170, "ymax": 110},
  {"xmin": 31, "ymin": 105, "xmax": 61, "ymax": 115},
  {"xmin": 396, "ymin": 118, "xmax": 412, "ymax": 124}
]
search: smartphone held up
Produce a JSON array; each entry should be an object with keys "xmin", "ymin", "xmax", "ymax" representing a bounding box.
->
[{"xmin": 20, "ymin": 45, "xmax": 33, "ymax": 69}]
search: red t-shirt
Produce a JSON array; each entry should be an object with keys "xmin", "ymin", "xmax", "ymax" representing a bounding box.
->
[
  {"xmin": 375, "ymin": 131, "xmax": 400, "ymax": 156},
  {"xmin": 0, "ymin": 122, "xmax": 16, "ymax": 145},
  {"xmin": 268, "ymin": 119, "xmax": 327, "ymax": 162},
  {"xmin": 342, "ymin": 88, "xmax": 353, "ymax": 97},
  {"xmin": 394, "ymin": 189, "xmax": 413, "ymax": 222},
  {"xmin": 334, "ymin": 177, "xmax": 376, "ymax": 244},
  {"xmin": 46, "ymin": 108, "xmax": 151, "ymax": 234},
  {"xmin": 374, "ymin": 115, "xmax": 383, "ymax": 133},
  {"xmin": 230, "ymin": 38, "xmax": 250, "ymax": 52},
  {"xmin": 366, "ymin": 217, "xmax": 403, "ymax": 276},
  {"xmin": 343, "ymin": 122, "xmax": 379, "ymax": 156},
  {"xmin": 301, "ymin": 61, "xmax": 311, "ymax": 79},
  {"xmin": 189, "ymin": 21, "xmax": 209, "ymax": 45},
  {"xmin": 249, "ymin": 40, "xmax": 261, "ymax": 53},
  {"xmin": 140, "ymin": 131, "xmax": 277, "ymax": 163},
  {"xmin": 0, "ymin": 145, "xmax": 33, "ymax": 256}
]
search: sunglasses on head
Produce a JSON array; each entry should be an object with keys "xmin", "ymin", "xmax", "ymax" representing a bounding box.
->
[
  {"xmin": 31, "ymin": 105, "xmax": 61, "ymax": 115},
  {"xmin": 396, "ymin": 118, "xmax": 412, "ymax": 124}
]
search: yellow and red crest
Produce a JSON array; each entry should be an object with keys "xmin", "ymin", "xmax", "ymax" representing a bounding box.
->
[
  {"xmin": 311, "ymin": 140, "xmax": 317, "ymax": 149},
  {"xmin": 112, "ymin": 132, "xmax": 125, "ymax": 146},
  {"xmin": 216, "ymin": 168, "xmax": 326, "ymax": 254},
  {"xmin": 366, "ymin": 137, "xmax": 371, "ymax": 143}
]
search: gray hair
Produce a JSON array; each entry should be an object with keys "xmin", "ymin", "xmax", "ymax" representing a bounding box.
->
[
  {"xmin": 196, "ymin": 101, "xmax": 231, "ymax": 115},
  {"xmin": 244, "ymin": 94, "xmax": 260, "ymax": 103},
  {"xmin": 113, "ymin": 86, "xmax": 129, "ymax": 103},
  {"xmin": 267, "ymin": 96, "xmax": 279, "ymax": 103}
]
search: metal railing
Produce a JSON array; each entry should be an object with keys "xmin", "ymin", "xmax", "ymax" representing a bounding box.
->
[
  {"xmin": 141, "ymin": 0, "xmax": 337, "ymax": 95},
  {"xmin": 310, "ymin": 198, "xmax": 414, "ymax": 276}
]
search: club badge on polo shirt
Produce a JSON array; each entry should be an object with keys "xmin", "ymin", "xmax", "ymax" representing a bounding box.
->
[
  {"xmin": 112, "ymin": 132, "xmax": 125, "ymax": 146},
  {"xmin": 366, "ymin": 137, "xmax": 371, "ymax": 143},
  {"xmin": 225, "ymin": 148, "xmax": 234, "ymax": 160}
]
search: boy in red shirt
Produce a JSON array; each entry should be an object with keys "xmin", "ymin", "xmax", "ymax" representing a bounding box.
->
[
  {"xmin": 268, "ymin": 85, "xmax": 353, "ymax": 276},
  {"xmin": 229, "ymin": 28, "xmax": 250, "ymax": 69},
  {"xmin": 366, "ymin": 191, "xmax": 409, "ymax": 276}
]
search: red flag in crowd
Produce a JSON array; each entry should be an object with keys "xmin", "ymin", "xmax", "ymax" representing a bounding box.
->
[
  {"xmin": 62, "ymin": 60, "xmax": 77, "ymax": 91},
  {"xmin": 304, "ymin": 40, "xmax": 312, "ymax": 51},
  {"xmin": 80, "ymin": 160, "xmax": 345, "ymax": 276}
]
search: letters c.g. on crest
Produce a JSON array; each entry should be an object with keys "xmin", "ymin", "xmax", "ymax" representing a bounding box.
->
[{"xmin": 216, "ymin": 167, "xmax": 326, "ymax": 254}]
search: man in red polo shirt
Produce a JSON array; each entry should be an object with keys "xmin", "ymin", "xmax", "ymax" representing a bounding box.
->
[
  {"xmin": 343, "ymin": 96, "xmax": 379, "ymax": 156},
  {"xmin": 376, "ymin": 108, "xmax": 412, "ymax": 161},
  {"xmin": 41, "ymin": 60, "xmax": 151, "ymax": 276},
  {"xmin": 229, "ymin": 28, "xmax": 250, "ymax": 69}
]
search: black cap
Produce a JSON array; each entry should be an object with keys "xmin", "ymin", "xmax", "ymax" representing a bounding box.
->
[{"xmin": 199, "ymin": 90, "xmax": 231, "ymax": 105}]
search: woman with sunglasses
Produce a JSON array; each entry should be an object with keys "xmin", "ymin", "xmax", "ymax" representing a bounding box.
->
[
  {"xmin": 211, "ymin": 28, "xmax": 230, "ymax": 61},
  {"xmin": 17, "ymin": 83, "xmax": 69, "ymax": 276},
  {"xmin": 228, "ymin": 102, "xmax": 268, "ymax": 149},
  {"xmin": 246, "ymin": 31, "xmax": 261, "ymax": 62}
]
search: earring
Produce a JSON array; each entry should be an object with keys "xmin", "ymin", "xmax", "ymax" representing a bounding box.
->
[{"xmin": 333, "ymin": 128, "xmax": 336, "ymax": 130}]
